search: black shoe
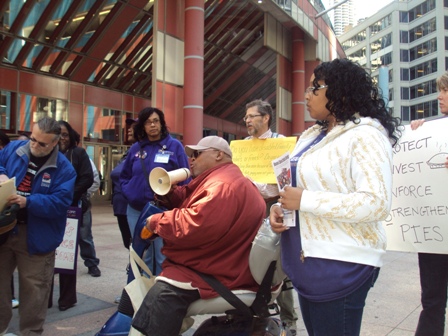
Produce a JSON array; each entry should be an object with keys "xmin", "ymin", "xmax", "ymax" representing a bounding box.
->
[
  {"xmin": 59, "ymin": 303, "xmax": 75, "ymax": 311},
  {"xmin": 88, "ymin": 266, "xmax": 101, "ymax": 277}
]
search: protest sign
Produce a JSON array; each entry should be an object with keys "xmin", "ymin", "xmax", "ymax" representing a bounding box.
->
[
  {"xmin": 230, "ymin": 137, "xmax": 296, "ymax": 184},
  {"xmin": 55, "ymin": 206, "xmax": 81, "ymax": 273},
  {"xmin": 384, "ymin": 117, "xmax": 448, "ymax": 253}
]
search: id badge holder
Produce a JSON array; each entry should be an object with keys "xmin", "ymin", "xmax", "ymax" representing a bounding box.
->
[{"xmin": 154, "ymin": 153, "xmax": 169, "ymax": 163}]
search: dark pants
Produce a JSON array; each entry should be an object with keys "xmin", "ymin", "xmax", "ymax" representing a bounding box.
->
[
  {"xmin": 48, "ymin": 273, "xmax": 77, "ymax": 308},
  {"xmin": 298, "ymin": 268, "xmax": 379, "ymax": 336},
  {"xmin": 415, "ymin": 253, "xmax": 448, "ymax": 336},
  {"xmin": 116, "ymin": 214, "xmax": 131, "ymax": 250},
  {"xmin": 132, "ymin": 281, "xmax": 200, "ymax": 336},
  {"xmin": 11, "ymin": 276, "xmax": 15, "ymax": 300}
]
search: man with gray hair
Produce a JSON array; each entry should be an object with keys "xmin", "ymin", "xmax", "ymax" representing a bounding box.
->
[
  {"xmin": 0, "ymin": 116, "xmax": 76, "ymax": 335},
  {"xmin": 244, "ymin": 99, "xmax": 299, "ymax": 335}
]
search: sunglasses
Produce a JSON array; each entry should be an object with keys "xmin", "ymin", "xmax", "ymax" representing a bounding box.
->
[
  {"xmin": 30, "ymin": 136, "xmax": 50, "ymax": 148},
  {"xmin": 191, "ymin": 149, "xmax": 218, "ymax": 159}
]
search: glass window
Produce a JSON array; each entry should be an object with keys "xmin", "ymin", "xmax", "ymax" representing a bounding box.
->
[
  {"xmin": 410, "ymin": 79, "xmax": 437, "ymax": 99},
  {"xmin": 401, "ymin": 87, "xmax": 409, "ymax": 100},
  {"xmin": 409, "ymin": 17, "xmax": 436, "ymax": 43},
  {"xmin": 408, "ymin": 0, "xmax": 436, "ymax": 23},
  {"xmin": 409, "ymin": 59, "xmax": 437, "ymax": 80},
  {"xmin": 203, "ymin": 129, "xmax": 218, "ymax": 137},
  {"xmin": 17, "ymin": 95, "xmax": 67, "ymax": 132},
  {"xmin": 369, "ymin": 14, "xmax": 392, "ymax": 36},
  {"xmin": 410, "ymin": 99, "xmax": 438, "ymax": 120},
  {"xmin": 83, "ymin": 105, "xmax": 120, "ymax": 142},
  {"xmin": 409, "ymin": 38, "xmax": 437, "ymax": 62},
  {"xmin": 223, "ymin": 133, "xmax": 236, "ymax": 142},
  {"xmin": 399, "ymin": 11, "xmax": 408, "ymax": 23},
  {"xmin": 400, "ymin": 49, "xmax": 409, "ymax": 62},
  {"xmin": 400, "ymin": 30, "xmax": 409, "ymax": 43},
  {"xmin": 1, "ymin": 0, "xmax": 154, "ymax": 97},
  {"xmin": 401, "ymin": 106, "xmax": 410, "ymax": 121},
  {"xmin": 401, "ymin": 68, "xmax": 409, "ymax": 81},
  {"xmin": 0, "ymin": 91, "xmax": 12, "ymax": 130}
]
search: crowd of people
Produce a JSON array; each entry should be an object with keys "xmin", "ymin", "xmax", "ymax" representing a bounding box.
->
[{"xmin": 0, "ymin": 59, "xmax": 447, "ymax": 336}]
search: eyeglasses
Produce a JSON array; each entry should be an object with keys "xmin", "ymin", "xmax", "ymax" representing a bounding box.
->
[
  {"xmin": 60, "ymin": 132, "xmax": 69, "ymax": 139},
  {"xmin": 30, "ymin": 136, "xmax": 50, "ymax": 148},
  {"xmin": 243, "ymin": 114, "xmax": 262, "ymax": 122},
  {"xmin": 305, "ymin": 85, "xmax": 328, "ymax": 95},
  {"xmin": 191, "ymin": 149, "xmax": 218, "ymax": 159},
  {"xmin": 145, "ymin": 119, "xmax": 160, "ymax": 125}
]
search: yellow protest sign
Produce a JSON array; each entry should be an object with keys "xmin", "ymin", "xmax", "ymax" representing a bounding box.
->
[{"xmin": 230, "ymin": 137, "xmax": 297, "ymax": 184}]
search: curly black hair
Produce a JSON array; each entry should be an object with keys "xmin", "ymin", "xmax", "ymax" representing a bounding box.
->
[
  {"xmin": 134, "ymin": 107, "xmax": 169, "ymax": 141},
  {"xmin": 312, "ymin": 58, "xmax": 402, "ymax": 145}
]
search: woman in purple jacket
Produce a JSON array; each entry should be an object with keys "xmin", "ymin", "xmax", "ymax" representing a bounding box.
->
[{"xmin": 120, "ymin": 107, "xmax": 190, "ymax": 275}]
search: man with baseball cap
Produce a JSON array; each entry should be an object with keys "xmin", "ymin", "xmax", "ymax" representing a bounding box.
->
[{"xmin": 132, "ymin": 136, "xmax": 266, "ymax": 336}]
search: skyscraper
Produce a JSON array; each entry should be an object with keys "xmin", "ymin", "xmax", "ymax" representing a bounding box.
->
[{"xmin": 325, "ymin": 0, "xmax": 356, "ymax": 36}]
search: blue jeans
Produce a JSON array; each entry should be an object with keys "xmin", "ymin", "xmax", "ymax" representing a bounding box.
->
[
  {"xmin": 415, "ymin": 253, "xmax": 448, "ymax": 336},
  {"xmin": 298, "ymin": 268, "xmax": 379, "ymax": 336},
  {"xmin": 79, "ymin": 209, "xmax": 100, "ymax": 267},
  {"xmin": 127, "ymin": 205, "xmax": 165, "ymax": 276}
]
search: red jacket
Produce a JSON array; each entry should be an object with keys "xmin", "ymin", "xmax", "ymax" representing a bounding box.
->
[{"xmin": 148, "ymin": 162, "xmax": 266, "ymax": 299}]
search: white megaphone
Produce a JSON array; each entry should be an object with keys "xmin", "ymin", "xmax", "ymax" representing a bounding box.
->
[{"xmin": 149, "ymin": 167, "xmax": 191, "ymax": 195}]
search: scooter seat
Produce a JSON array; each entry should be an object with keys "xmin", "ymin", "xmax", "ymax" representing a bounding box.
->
[
  {"xmin": 186, "ymin": 290, "xmax": 256, "ymax": 316},
  {"xmin": 186, "ymin": 283, "xmax": 282, "ymax": 317}
]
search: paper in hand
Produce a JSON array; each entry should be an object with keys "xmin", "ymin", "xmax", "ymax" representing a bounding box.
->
[
  {"xmin": 271, "ymin": 153, "xmax": 295, "ymax": 227},
  {"xmin": 0, "ymin": 177, "xmax": 16, "ymax": 212}
]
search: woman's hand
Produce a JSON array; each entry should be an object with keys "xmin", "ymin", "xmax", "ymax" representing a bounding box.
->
[
  {"xmin": 269, "ymin": 205, "xmax": 288, "ymax": 233},
  {"xmin": 410, "ymin": 119, "xmax": 425, "ymax": 130},
  {"xmin": 278, "ymin": 186, "xmax": 303, "ymax": 211}
]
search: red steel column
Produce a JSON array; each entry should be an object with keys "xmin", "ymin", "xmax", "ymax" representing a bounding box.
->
[
  {"xmin": 183, "ymin": 0, "xmax": 204, "ymax": 145},
  {"xmin": 291, "ymin": 27, "xmax": 306, "ymax": 135}
]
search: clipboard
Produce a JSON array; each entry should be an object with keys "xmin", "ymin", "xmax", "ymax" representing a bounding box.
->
[{"xmin": 0, "ymin": 177, "xmax": 17, "ymax": 212}]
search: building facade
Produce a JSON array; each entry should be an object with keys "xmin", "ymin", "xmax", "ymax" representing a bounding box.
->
[
  {"xmin": 339, "ymin": 0, "xmax": 448, "ymax": 123},
  {"xmin": 0, "ymin": 0, "xmax": 345, "ymax": 199}
]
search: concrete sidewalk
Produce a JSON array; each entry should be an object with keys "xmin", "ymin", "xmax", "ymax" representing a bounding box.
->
[{"xmin": 6, "ymin": 200, "xmax": 446, "ymax": 335}]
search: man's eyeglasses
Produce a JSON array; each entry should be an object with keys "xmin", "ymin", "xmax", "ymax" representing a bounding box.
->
[
  {"xmin": 243, "ymin": 114, "xmax": 262, "ymax": 122},
  {"xmin": 305, "ymin": 85, "xmax": 328, "ymax": 95},
  {"xmin": 30, "ymin": 136, "xmax": 50, "ymax": 148},
  {"xmin": 191, "ymin": 149, "xmax": 218, "ymax": 159}
]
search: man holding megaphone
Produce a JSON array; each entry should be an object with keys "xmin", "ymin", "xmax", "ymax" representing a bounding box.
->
[
  {"xmin": 132, "ymin": 136, "xmax": 266, "ymax": 336},
  {"xmin": 120, "ymin": 107, "xmax": 190, "ymax": 276}
]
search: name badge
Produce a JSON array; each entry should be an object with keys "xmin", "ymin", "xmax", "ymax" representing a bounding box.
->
[{"xmin": 154, "ymin": 153, "xmax": 170, "ymax": 163}]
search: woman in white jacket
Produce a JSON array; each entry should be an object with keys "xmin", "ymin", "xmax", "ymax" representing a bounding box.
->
[{"xmin": 270, "ymin": 58, "xmax": 402, "ymax": 336}]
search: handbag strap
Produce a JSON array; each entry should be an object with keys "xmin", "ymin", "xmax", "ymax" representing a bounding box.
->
[
  {"xmin": 129, "ymin": 245, "xmax": 154, "ymax": 279},
  {"xmin": 139, "ymin": 149, "xmax": 151, "ymax": 189}
]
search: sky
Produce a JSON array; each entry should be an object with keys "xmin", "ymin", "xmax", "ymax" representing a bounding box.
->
[
  {"xmin": 321, "ymin": 0, "xmax": 395, "ymax": 21},
  {"xmin": 355, "ymin": 0, "xmax": 394, "ymax": 21}
]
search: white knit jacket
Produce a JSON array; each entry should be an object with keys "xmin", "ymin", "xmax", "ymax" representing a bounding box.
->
[{"xmin": 294, "ymin": 117, "xmax": 393, "ymax": 267}]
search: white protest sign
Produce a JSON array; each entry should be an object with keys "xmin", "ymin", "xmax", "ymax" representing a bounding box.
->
[
  {"xmin": 55, "ymin": 207, "xmax": 81, "ymax": 272},
  {"xmin": 383, "ymin": 117, "xmax": 448, "ymax": 253}
]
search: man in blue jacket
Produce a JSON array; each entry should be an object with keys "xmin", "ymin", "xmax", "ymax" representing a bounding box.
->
[{"xmin": 0, "ymin": 117, "xmax": 76, "ymax": 335}]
